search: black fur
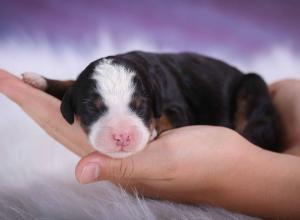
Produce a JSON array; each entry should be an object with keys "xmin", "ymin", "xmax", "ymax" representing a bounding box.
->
[
  {"xmin": 111, "ymin": 51, "xmax": 280, "ymax": 151},
  {"xmin": 47, "ymin": 51, "xmax": 281, "ymax": 151},
  {"xmin": 60, "ymin": 61, "xmax": 108, "ymax": 132}
]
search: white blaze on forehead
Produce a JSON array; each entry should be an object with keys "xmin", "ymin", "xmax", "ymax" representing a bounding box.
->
[{"xmin": 93, "ymin": 59, "xmax": 135, "ymax": 107}]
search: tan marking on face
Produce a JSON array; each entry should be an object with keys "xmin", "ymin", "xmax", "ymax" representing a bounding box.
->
[
  {"xmin": 94, "ymin": 98, "xmax": 102, "ymax": 110},
  {"xmin": 150, "ymin": 114, "xmax": 174, "ymax": 138},
  {"xmin": 234, "ymin": 97, "xmax": 248, "ymax": 132},
  {"xmin": 157, "ymin": 114, "xmax": 173, "ymax": 133},
  {"xmin": 132, "ymin": 96, "xmax": 144, "ymax": 109}
]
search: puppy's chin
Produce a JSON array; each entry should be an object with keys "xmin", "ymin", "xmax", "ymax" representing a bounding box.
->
[
  {"xmin": 93, "ymin": 146, "xmax": 144, "ymax": 158},
  {"xmin": 103, "ymin": 151, "xmax": 139, "ymax": 158}
]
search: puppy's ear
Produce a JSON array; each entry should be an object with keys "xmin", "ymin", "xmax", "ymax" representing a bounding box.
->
[{"xmin": 60, "ymin": 87, "xmax": 75, "ymax": 124}]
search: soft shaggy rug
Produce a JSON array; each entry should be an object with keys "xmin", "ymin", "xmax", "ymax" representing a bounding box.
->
[{"xmin": 0, "ymin": 39, "xmax": 299, "ymax": 219}]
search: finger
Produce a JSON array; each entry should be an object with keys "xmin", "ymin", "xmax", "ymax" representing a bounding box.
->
[
  {"xmin": 268, "ymin": 80, "xmax": 286, "ymax": 98},
  {"xmin": 0, "ymin": 69, "xmax": 53, "ymax": 105},
  {"xmin": 75, "ymin": 142, "xmax": 173, "ymax": 184},
  {"xmin": 269, "ymin": 79, "xmax": 300, "ymax": 96},
  {"xmin": 76, "ymin": 152, "xmax": 142, "ymax": 184},
  {"xmin": 18, "ymin": 90, "xmax": 94, "ymax": 157},
  {"xmin": 0, "ymin": 69, "xmax": 34, "ymax": 104},
  {"xmin": 0, "ymin": 69, "xmax": 94, "ymax": 157}
]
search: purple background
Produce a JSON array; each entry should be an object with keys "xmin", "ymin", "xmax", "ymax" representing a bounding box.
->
[{"xmin": 0, "ymin": 0, "xmax": 299, "ymax": 59}]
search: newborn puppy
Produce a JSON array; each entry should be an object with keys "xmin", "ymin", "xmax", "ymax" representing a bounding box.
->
[{"xmin": 22, "ymin": 51, "xmax": 280, "ymax": 158}]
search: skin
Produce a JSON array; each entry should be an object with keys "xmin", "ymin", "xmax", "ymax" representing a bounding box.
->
[{"xmin": 0, "ymin": 69, "xmax": 300, "ymax": 219}]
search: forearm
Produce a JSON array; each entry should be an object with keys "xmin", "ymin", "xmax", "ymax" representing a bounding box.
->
[{"xmin": 212, "ymin": 146, "xmax": 300, "ymax": 219}]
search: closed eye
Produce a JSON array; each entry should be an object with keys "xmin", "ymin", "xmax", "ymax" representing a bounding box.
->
[
  {"xmin": 94, "ymin": 98, "xmax": 101, "ymax": 110},
  {"xmin": 130, "ymin": 97, "xmax": 148, "ymax": 118},
  {"xmin": 82, "ymin": 97, "xmax": 102, "ymax": 113},
  {"xmin": 131, "ymin": 97, "xmax": 145, "ymax": 110}
]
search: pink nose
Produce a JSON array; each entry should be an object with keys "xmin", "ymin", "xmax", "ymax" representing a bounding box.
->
[{"xmin": 112, "ymin": 133, "xmax": 131, "ymax": 147}]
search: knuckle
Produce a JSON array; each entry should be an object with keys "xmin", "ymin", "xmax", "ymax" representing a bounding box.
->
[{"xmin": 111, "ymin": 158, "xmax": 134, "ymax": 180}]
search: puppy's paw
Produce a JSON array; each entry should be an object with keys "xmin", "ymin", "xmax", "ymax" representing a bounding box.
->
[{"xmin": 22, "ymin": 72, "xmax": 47, "ymax": 90}]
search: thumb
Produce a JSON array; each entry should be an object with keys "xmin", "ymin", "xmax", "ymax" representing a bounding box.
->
[
  {"xmin": 75, "ymin": 151, "xmax": 142, "ymax": 184},
  {"xmin": 75, "ymin": 144, "xmax": 170, "ymax": 184}
]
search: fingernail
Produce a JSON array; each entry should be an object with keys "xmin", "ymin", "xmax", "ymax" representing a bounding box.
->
[{"xmin": 79, "ymin": 163, "xmax": 100, "ymax": 184}]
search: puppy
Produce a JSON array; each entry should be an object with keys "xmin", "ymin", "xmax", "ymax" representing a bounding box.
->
[{"xmin": 22, "ymin": 51, "xmax": 280, "ymax": 158}]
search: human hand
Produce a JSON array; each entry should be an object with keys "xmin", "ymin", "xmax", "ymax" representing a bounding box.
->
[
  {"xmin": 75, "ymin": 125, "xmax": 259, "ymax": 203},
  {"xmin": 270, "ymin": 79, "xmax": 300, "ymax": 155},
  {"xmin": 0, "ymin": 69, "xmax": 94, "ymax": 157}
]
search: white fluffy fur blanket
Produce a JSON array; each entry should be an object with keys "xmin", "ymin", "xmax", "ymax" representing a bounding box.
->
[{"xmin": 0, "ymin": 38, "xmax": 299, "ymax": 219}]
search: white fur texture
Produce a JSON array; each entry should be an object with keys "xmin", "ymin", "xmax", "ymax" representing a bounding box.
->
[
  {"xmin": 1, "ymin": 35, "xmax": 299, "ymax": 219},
  {"xmin": 93, "ymin": 59, "xmax": 135, "ymax": 107}
]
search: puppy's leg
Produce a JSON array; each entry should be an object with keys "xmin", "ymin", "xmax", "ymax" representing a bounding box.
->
[
  {"xmin": 233, "ymin": 73, "xmax": 281, "ymax": 151},
  {"xmin": 22, "ymin": 72, "xmax": 74, "ymax": 100}
]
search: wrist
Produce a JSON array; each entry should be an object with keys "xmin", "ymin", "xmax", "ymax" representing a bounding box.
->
[
  {"xmin": 211, "ymin": 144, "xmax": 300, "ymax": 219},
  {"xmin": 199, "ymin": 129, "xmax": 257, "ymax": 203},
  {"xmin": 207, "ymin": 144, "xmax": 270, "ymax": 215}
]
